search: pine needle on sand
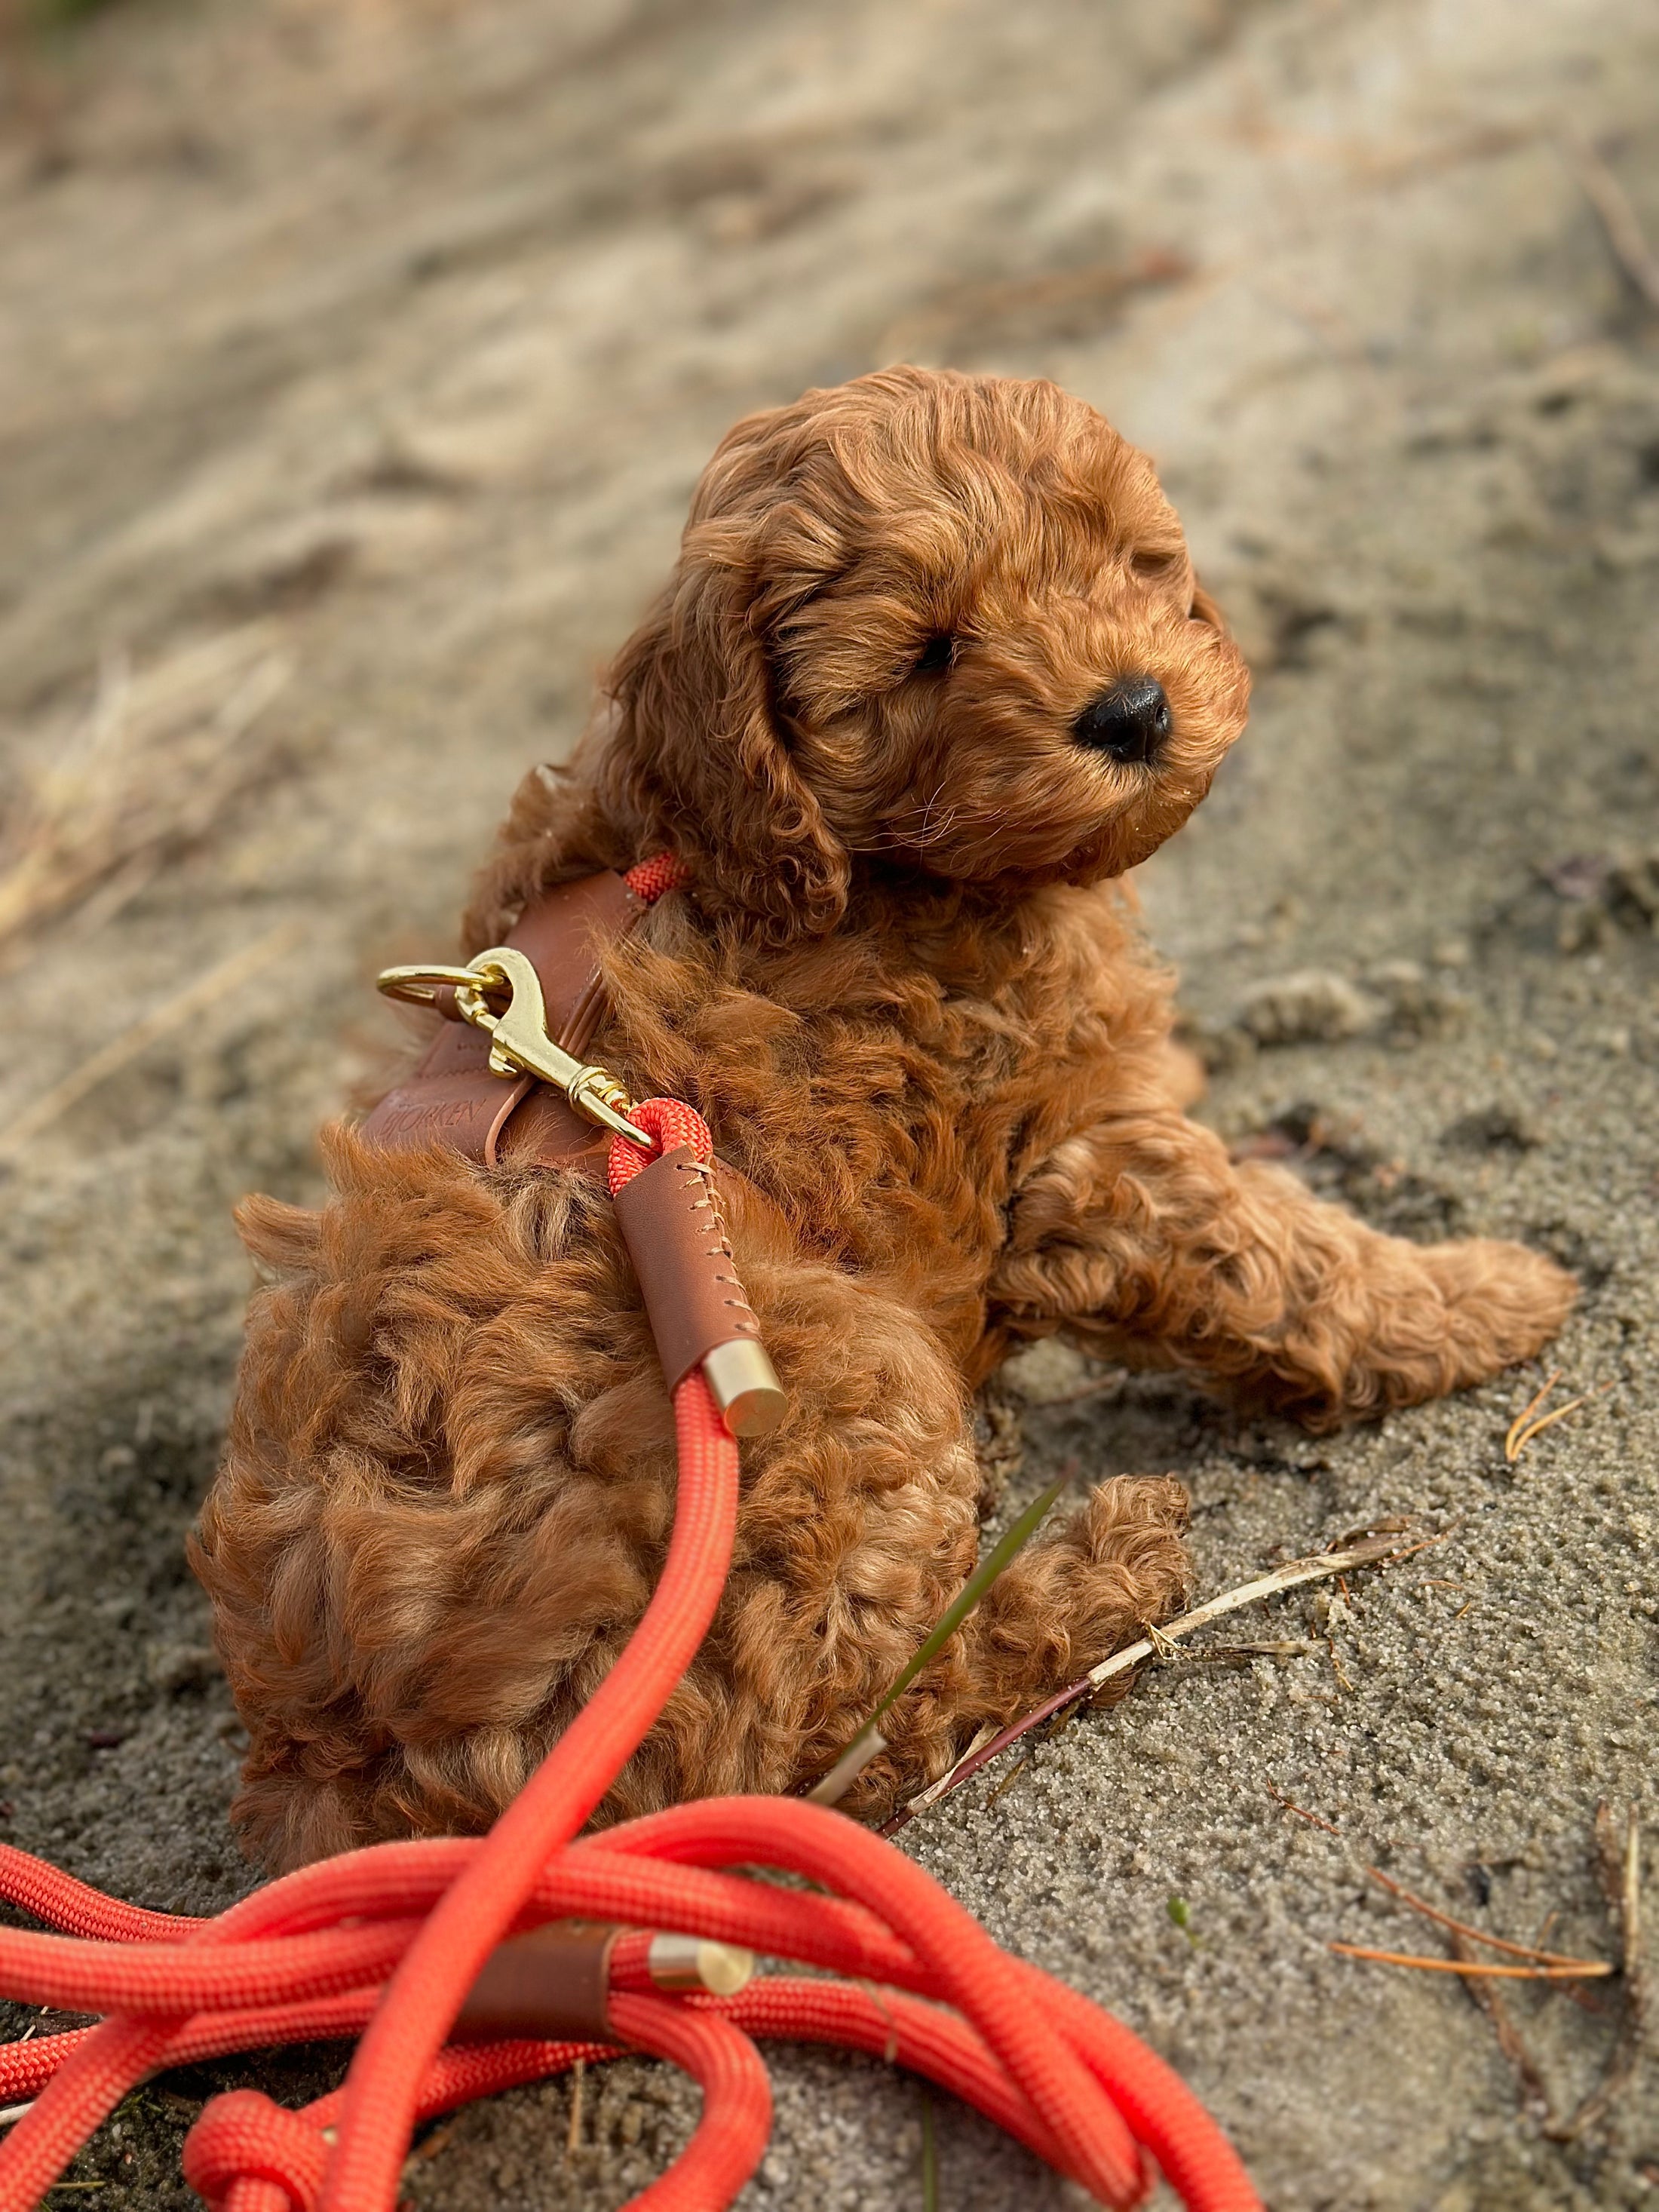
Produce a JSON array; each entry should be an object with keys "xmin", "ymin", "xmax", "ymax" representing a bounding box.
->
[
  {"xmin": 1330, "ymin": 1807, "xmax": 1645, "ymax": 2142},
  {"xmin": 1328, "ymin": 1944, "xmax": 1610, "ymax": 1980},
  {"xmin": 1504, "ymin": 1370, "xmax": 1613, "ymax": 1462},
  {"xmin": 1362, "ymin": 1864, "xmax": 1606, "ymax": 1968},
  {"xmin": 1544, "ymin": 1805, "xmax": 1646, "ymax": 2143}
]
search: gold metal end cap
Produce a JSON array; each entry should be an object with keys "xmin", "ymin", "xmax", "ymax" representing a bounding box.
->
[
  {"xmin": 646, "ymin": 1934, "xmax": 755, "ymax": 1996},
  {"xmin": 701, "ymin": 1339, "xmax": 787, "ymax": 1437}
]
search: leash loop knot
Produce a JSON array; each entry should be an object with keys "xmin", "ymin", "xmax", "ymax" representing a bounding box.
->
[{"xmin": 182, "ymin": 2089, "xmax": 327, "ymax": 2212}]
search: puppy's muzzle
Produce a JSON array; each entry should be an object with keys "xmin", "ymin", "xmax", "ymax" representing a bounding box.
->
[{"xmin": 1073, "ymin": 676, "xmax": 1170, "ymax": 765}]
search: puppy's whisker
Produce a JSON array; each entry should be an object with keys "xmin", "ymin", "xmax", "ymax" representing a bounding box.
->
[
  {"xmin": 904, "ymin": 786, "xmax": 958, "ymax": 845},
  {"xmin": 891, "ymin": 788, "xmax": 964, "ymax": 851}
]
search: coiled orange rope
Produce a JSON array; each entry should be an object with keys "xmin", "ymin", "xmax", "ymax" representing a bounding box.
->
[{"xmin": 0, "ymin": 1074, "xmax": 1262, "ymax": 2212}]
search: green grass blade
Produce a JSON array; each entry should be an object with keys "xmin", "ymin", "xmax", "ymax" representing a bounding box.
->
[
  {"xmin": 805, "ymin": 1471, "xmax": 1072, "ymax": 1804},
  {"xmin": 863, "ymin": 1471, "xmax": 1071, "ymax": 1733}
]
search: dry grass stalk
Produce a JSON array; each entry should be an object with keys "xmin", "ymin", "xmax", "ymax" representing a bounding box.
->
[
  {"xmin": 0, "ymin": 919, "xmax": 304, "ymax": 1155},
  {"xmin": 0, "ymin": 626, "xmax": 293, "ymax": 951},
  {"xmin": 888, "ymin": 1527, "xmax": 1435, "ymax": 1833}
]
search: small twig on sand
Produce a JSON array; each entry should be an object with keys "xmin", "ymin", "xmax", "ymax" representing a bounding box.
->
[
  {"xmin": 1331, "ymin": 1516, "xmax": 1415, "ymax": 1546},
  {"xmin": 887, "ymin": 1528, "xmax": 1434, "ymax": 1833},
  {"xmin": 1183, "ymin": 1639, "xmax": 1315, "ymax": 1664},
  {"xmin": 1267, "ymin": 1788, "xmax": 1342, "ymax": 1837},
  {"xmin": 566, "ymin": 2057, "xmax": 585, "ymax": 2161},
  {"xmin": 1328, "ymin": 1944, "xmax": 1610, "ymax": 1980},
  {"xmin": 1544, "ymin": 1805, "xmax": 1645, "ymax": 2143},
  {"xmin": 983, "ymin": 1754, "xmax": 1031, "ymax": 1808},
  {"xmin": 404, "ymin": 2113, "xmax": 463, "ymax": 2173},
  {"xmin": 1449, "ymin": 1932, "xmax": 1552, "ymax": 2121},
  {"xmin": 0, "ymin": 920, "xmax": 303, "ymax": 1156},
  {"xmin": 1365, "ymin": 1865, "xmax": 1605, "ymax": 1968},
  {"xmin": 1559, "ymin": 137, "xmax": 1659, "ymax": 313}
]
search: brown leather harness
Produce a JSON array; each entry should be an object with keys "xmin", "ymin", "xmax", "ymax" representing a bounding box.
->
[
  {"xmin": 360, "ymin": 869, "xmax": 787, "ymax": 1437},
  {"xmin": 360, "ymin": 870, "xmax": 649, "ymax": 1172}
]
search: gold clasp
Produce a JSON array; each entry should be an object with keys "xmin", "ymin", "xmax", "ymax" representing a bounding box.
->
[{"xmin": 377, "ymin": 946, "xmax": 652, "ymax": 1148}]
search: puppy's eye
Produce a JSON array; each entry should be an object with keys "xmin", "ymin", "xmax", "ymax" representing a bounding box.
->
[
  {"xmin": 1130, "ymin": 549, "xmax": 1180, "ymax": 582},
  {"xmin": 912, "ymin": 634, "xmax": 955, "ymax": 675}
]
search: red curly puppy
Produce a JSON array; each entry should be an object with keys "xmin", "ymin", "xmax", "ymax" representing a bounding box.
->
[{"xmin": 195, "ymin": 367, "xmax": 1575, "ymax": 1870}]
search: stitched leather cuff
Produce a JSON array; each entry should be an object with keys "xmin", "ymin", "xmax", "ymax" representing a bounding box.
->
[
  {"xmin": 611, "ymin": 1146, "xmax": 764, "ymax": 1394},
  {"xmin": 453, "ymin": 1922, "xmax": 615, "ymax": 2040}
]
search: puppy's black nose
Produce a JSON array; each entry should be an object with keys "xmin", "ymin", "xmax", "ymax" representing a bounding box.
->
[{"xmin": 1072, "ymin": 677, "xmax": 1170, "ymax": 764}]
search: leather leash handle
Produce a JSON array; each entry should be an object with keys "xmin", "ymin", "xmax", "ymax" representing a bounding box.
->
[{"xmin": 610, "ymin": 1145, "xmax": 787, "ymax": 1438}]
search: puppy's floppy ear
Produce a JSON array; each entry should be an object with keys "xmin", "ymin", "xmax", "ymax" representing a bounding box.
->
[
  {"xmin": 1189, "ymin": 580, "xmax": 1228, "ymax": 631},
  {"xmin": 601, "ymin": 516, "xmax": 848, "ymax": 940}
]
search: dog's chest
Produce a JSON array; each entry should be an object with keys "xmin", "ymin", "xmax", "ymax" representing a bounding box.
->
[{"xmin": 613, "ymin": 891, "xmax": 1152, "ymax": 1277}]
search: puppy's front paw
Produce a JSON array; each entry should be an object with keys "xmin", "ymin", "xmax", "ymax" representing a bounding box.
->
[{"xmin": 1421, "ymin": 1238, "xmax": 1578, "ymax": 1385}]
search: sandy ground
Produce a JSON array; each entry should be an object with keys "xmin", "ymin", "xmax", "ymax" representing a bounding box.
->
[{"xmin": 1, "ymin": 1, "xmax": 1655, "ymax": 2205}]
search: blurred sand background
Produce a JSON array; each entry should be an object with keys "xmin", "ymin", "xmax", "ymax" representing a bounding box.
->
[{"xmin": 0, "ymin": 1, "xmax": 1655, "ymax": 2205}]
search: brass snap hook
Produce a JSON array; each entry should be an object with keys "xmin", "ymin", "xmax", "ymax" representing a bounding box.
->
[{"xmin": 378, "ymin": 947, "xmax": 653, "ymax": 1149}]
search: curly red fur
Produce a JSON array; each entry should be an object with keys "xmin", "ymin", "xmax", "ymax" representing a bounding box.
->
[{"xmin": 194, "ymin": 368, "xmax": 1575, "ymax": 1870}]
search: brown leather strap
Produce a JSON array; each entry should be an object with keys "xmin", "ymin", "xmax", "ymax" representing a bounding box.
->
[
  {"xmin": 480, "ymin": 870, "xmax": 642, "ymax": 1059},
  {"xmin": 453, "ymin": 1923, "xmax": 615, "ymax": 2040},
  {"xmin": 609, "ymin": 1146, "xmax": 764, "ymax": 1393},
  {"xmin": 358, "ymin": 870, "xmax": 644, "ymax": 1168}
]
